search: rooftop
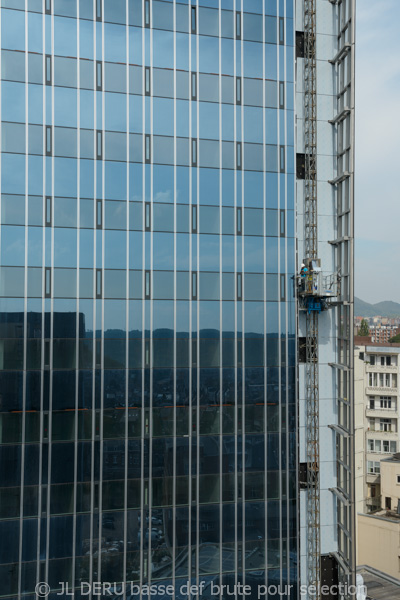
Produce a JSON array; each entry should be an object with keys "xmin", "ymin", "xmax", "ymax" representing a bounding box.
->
[{"xmin": 358, "ymin": 566, "xmax": 400, "ymax": 600}]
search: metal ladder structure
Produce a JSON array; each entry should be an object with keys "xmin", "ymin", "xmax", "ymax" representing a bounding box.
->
[{"xmin": 303, "ymin": 0, "xmax": 321, "ymax": 596}]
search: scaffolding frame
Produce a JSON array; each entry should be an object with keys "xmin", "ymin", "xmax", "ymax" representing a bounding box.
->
[{"xmin": 303, "ymin": 0, "xmax": 321, "ymax": 596}]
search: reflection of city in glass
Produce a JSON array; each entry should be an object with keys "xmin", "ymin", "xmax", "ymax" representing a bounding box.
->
[{"xmin": 0, "ymin": 1, "xmax": 296, "ymax": 597}]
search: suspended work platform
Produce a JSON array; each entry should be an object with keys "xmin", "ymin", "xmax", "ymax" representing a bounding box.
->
[{"xmin": 297, "ymin": 258, "xmax": 341, "ymax": 314}]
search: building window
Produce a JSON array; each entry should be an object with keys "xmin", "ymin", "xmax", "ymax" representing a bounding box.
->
[
  {"xmin": 45, "ymin": 0, "xmax": 51, "ymax": 14},
  {"xmin": 145, "ymin": 135, "xmax": 151, "ymax": 163},
  {"xmin": 236, "ymin": 142, "xmax": 242, "ymax": 170},
  {"xmin": 191, "ymin": 272, "xmax": 197, "ymax": 300},
  {"xmin": 145, "ymin": 271, "xmax": 151, "ymax": 299},
  {"xmin": 96, "ymin": 269, "xmax": 102, "ymax": 298},
  {"xmin": 236, "ymin": 208, "xmax": 242, "ymax": 236},
  {"xmin": 145, "ymin": 67, "xmax": 151, "ymax": 96},
  {"xmin": 370, "ymin": 355, "xmax": 376, "ymax": 365},
  {"xmin": 144, "ymin": 0, "xmax": 150, "ymax": 27},
  {"xmin": 390, "ymin": 441, "xmax": 397, "ymax": 453},
  {"xmin": 237, "ymin": 273, "xmax": 242, "ymax": 300},
  {"xmin": 279, "ymin": 81, "xmax": 285, "ymax": 109},
  {"xmin": 236, "ymin": 11, "xmax": 241, "ymax": 40},
  {"xmin": 279, "ymin": 145, "xmax": 285, "ymax": 173},
  {"xmin": 296, "ymin": 31, "xmax": 305, "ymax": 58},
  {"xmin": 46, "ymin": 126, "xmax": 52, "ymax": 156},
  {"xmin": 236, "ymin": 77, "xmax": 241, "ymax": 104},
  {"xmin": 45, "ymin": 268, "xmax": 51, "ymax": 298},
  {"xmin": 380, "ymin": 419, "xmax": 392, "ymax": 432},
  {"xmin": 96, "ymin": 130, "xmax": 103, "ymax": 160},
  {"xmin": 280, "ymin": 274, "xmax": 286, "ymax": 301},
  {"xmin": 96, "ymin": 0, "xmax": 102, "ymax": 21},
  {"xmin": 369, "ymin": 398, "xmax": 375, "ymax": 410},
  {"xmin": 191, "ymin": 72, "xmax": 197, "ymax": 100},
  {"xmin": 296, "ymin": 153, "xmax": 305, "ymax": 179},
  {"xmin": 96, "ymin": 61, "xmax": 102, "ymax": 90},
  {"xmin": 191, "ymin": 6, "xmax": 197, "ymax": 34},
  {"xmin": 380, "ymin": 397, "xmax": 392, "ymax": 410},
  {"xmin": 367, "ymin": 461, "xmax": 380, "ymax": 474},
  {"xmin": 397, "ymin": 475, "xmax": 400, "ymax": 485},
  {"xmin": 145, "ymin": 202, "xmax": 151, "ymax": 231},
  {"xmin": 279, "ymin": 17, "xmax": 285, "ymax": 45},
  {"xmin": 191, "ymin": 205, "xmax": 197, "ymax": 233},
  {"xmin": 280, "ymin": 210, "xmax": 285, "ymax": 237},
  {"xmin": 96, "ymin": 200, "xmax": 102, "ymax": 229},
  {"xmin": 45, "ymin": 197, "xmax": 52, "ymax": 227},
  {"xmin": 45, "ymin": 55, "xmax": 52, "ymax": 85},
  {"xmin": 192, "ymin": 139, "xmax": 197, "ymax": 167}
]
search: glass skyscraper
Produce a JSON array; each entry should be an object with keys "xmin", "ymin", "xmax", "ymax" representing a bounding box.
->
[{"xmin": 0, "ymin": 1, "xmax": 298, "ymax": 598}]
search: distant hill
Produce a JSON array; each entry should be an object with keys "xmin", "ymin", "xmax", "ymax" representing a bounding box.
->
[{"xmin": 355, "ymin": 297, "xmax": 400, "ymax": 318}]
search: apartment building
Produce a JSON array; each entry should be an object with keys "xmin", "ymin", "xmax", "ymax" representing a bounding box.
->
[
  {"xmin": 358, "ymin": 455, "xmax": 400, "ymax": 581},
  {"xmin": 355, "ymin": 339, "xmax": 400, "ymax": 513}
]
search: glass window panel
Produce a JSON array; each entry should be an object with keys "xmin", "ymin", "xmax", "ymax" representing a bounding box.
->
[
  {"xmin": 199, "ymin": 35, "xmax": 219, "ymax": 73},
  {"xmin": 200, "ymin": 206, "xmax": 219, "ymax": 234},
  {"xmin": 54, "ymin": 56, "xmax": 77, "ymax": 88},
  {"xmin": 221, "ymin": 9, "xmax": 234, "ymax": 38},
  {"xmin": 1, "ymin": 195, "xmax": 25, "ymax": 225},
  {"xmin": 104, "ymin": 62, "xmax": 126, "ymax": 93},
  {"xmin": 105, "ymin": 92, "xmax": 127, "ymax": 132},
  {"xmin": 2, "ymin": 81, "xmax": 25, "ymax": 122},
  {"xmin": 54, "ymin": 16, "xmax": 77, "ymax": 57},
  {"xmin": 104, "ymin": 270, "xmax": 126, "ymax": 299},
  {"xmin": 104, "ymin": 23, "xmax": 126, "ymax": 62},
  {"xmin": 104, "ymin": 0, "xmax": 126, "ymax": 24},
  {"xmin": 244, "ymin": 273, "xmax": 263, "ymax": 301},
  {"xmin": 153, "ymin": 30, "xmax": 174, "ymax": 69},
  {"xmin": 0, "ymin": 226, "xmax": 25, "ymax": 266},
  {"xmin": 153, "ymin": 233, "xmax": 174, "ymax": 270},
  {"xmin": 54, "ymin": 268, "xmax": 77, "ymax": 298},
  {"xmin": 153, "ymin": 68, "xmax": 174, "ymax": 99},
  {"xmin": 200, "ymin": 273, "xmax": 220, "ymax": 301},
  {"xmin": 199, "ymin": 235, "xmax": 220, "ymax": 271},
  {"xmin": 153, "ymin": 136, "xmax": 174, "ymax": 166},
  {"xmin": 176, "ymin": 271, "xmax": 189, "ymax": 300},
  {"xmin": 199, "ymin": 102, "xmax": 219, "ymax": 141},
  {"xmin": 2, "ymin": 8, "xmax": 25, "ymax": 51},
  {"xmin": 105, "ymin": 200, "xmax": 126, "ymax": 230},
  {"xmin": 153, "ymin": 271, "xmax": 174, "ymax": 300},
  {"xmin": 1, "ymin": 49, "xmax": 25, "ymax": 82},
  {"xmin": 153, "ymin": 203, "xmax": 174, "ymax": 232},
  {"xmin": 243, "ymin": 13, "xmax": 263, "ymax": 42},
  {"xmin": 244, "ymin": 208, "xmax": 263, "ymax": 236},
  {"xmin": 198, "ymin": 7, "xmax": 219, "ymax": 37},
  {"xmin": 152, "ymin": 0, "xmax": 173, "ymax": 30},
  {"xmin": 198, "ymin": 73, "xmax": 219, "ymax": 103}
]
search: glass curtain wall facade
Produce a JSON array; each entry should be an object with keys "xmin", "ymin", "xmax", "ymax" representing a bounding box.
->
[{"xmin": 0, "ymin": 0, "xmax": 296, "ymax": 598}]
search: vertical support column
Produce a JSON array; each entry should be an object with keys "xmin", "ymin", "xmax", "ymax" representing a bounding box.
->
[{"xmin": 328, "ymin": 0, "xmax": 356, "ymax": 593}]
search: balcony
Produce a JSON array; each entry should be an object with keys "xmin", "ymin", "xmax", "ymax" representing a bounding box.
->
[
  {"xmin": 366, "ymin": 386, "xmax": 398, "ymax": 396},
  {"xmin": 366, "ymin": 473, "xmax": 381, "ymax": 484},
  {"xmin": 366, "ymin": 407, "xmax": 398, "ymax": 419},
  {"xmin": 366, "ymin": 364, "xmax": 398, "ymax": 374},
  {"xmin": 366, "ymin": 496, "xmax": 382, "ymax": 512},
  {"xmin": 367, "ymin": 428, "xmax": 397, "ymax": 437}
]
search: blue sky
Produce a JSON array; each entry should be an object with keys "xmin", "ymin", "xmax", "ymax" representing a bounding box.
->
[{"xmin": 355, "ymin": 0, "xmax": 400, "ymax": 303}]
